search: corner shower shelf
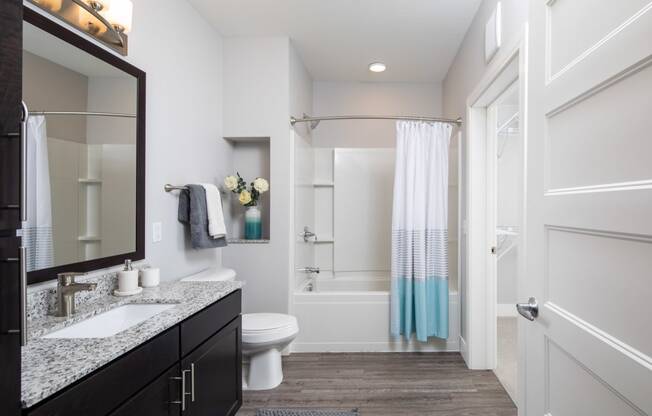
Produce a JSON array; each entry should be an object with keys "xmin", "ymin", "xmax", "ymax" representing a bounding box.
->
[
  {"xmin": 78, "ymin": 235, "xmax": 101, "ymax": 242},
  {"xmin": 312, "ymin": 182, "xmax": 334, "ymax": 187},
  {"xmin": 227, "ymin": 238, "xmax": 270, "ymax": 245},
  {"xmin": 78, "ymin": 178, "xmax": 102, "ymax": 184},
  {"xmin": 313, "ymin": 237, "xmax": 334, "ymax": 244}
]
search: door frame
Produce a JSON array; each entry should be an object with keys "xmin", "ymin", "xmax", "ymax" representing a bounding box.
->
[{"xmin": 462, "ymin": 26, "xmax": 528, "ymax": 402}]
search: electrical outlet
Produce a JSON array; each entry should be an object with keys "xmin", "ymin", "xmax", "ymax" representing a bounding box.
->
[{"xmin": 152, "ymin": 222, "xmax": 162, "ymax": 242}]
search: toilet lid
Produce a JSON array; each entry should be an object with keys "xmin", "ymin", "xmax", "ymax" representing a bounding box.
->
[
  {"xmin": 242, "ymin": 313, "xmax": 297, "ymax": 332},
  {"xmin": 242, "ymin": 313, "xmax": 299, "ymax": 344}
]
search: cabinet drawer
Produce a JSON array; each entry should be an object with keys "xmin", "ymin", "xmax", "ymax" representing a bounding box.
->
[
  {"xmin": 28, "ymin": 327, "xmax": 180, "ymax": 416},
  {"xmin": 180, "ymin": 290, "xmax": 240, "ymax": 356}
]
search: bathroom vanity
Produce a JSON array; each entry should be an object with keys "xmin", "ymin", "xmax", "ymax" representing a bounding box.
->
[{"xmin": 22, "ymin": 281, "xmax": 243, "ymax": 416}]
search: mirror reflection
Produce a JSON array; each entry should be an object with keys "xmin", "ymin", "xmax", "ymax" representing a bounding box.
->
[{"xmin": 22, "ymin": 21, "xmax": 137, "ymax": 272}]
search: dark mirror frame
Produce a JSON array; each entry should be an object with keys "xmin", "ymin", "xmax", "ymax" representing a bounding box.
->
[{"xmin": 25, "ymin": 7, "xmax": 146, "ymax": 285}]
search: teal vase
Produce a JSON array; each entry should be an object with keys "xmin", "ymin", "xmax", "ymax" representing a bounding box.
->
[{"xmin": 244, "ymin": 205, "xmax": 262, "ymax": 240}]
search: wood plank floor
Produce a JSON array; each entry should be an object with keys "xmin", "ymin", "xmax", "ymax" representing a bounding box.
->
[{"xmin": 239, "ymin": 353, "xmax": 516, "ymax": 416}]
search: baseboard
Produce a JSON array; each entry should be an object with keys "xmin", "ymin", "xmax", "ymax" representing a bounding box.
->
[
  {"xmin": 497, "ymin": 303, "xmax": 517, "ymax": 317},
  {"xmin": 291, "ymin": 339, "xmax": 460, "ymax": 353}
]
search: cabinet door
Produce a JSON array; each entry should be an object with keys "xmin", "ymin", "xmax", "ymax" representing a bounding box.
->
[
  {"xmin": 0, "ymin": 0, "xmax": 23, "ymax": 231},
  {"xmin": 110, "ymin": 364, "xmax": 182, "ymax": 416},
  {"xmin": 183, "ymin": 316, "xmax": 242, "ymax": 416},
  {"xmin": 0, "ymin": 234, "xmax": 21, "ymax": 416}
]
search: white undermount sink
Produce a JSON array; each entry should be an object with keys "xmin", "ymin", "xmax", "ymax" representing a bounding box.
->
[{"xmin": 42, "ymin": 304, "xmax": 176, "ymax": 339}]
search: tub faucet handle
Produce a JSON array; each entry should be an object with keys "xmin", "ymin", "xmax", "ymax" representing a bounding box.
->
[
  {"xmin": 297, "ymin": 266, "xmax": 320, "ymax": 274},
  {"xmin": 300, "ymin": 226, "xmax": 318, "ymax": 243}
]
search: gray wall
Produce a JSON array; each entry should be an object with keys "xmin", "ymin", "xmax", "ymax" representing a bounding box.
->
[
  {"xmin": 22, "ymin": 51, "xmax": 88, "ymax": 143},
  {"xmin": 442, "ymin": 0, "xmax": 528, "ymax": 340},
  {"xmin": 124, "ymin": 0, "xmax": 228, "ymax": 281},
  {"xmin": 312, "ymin": 81, "xmax": 442, "ymax": 148},
  {"xmin": 221, "ymin": 37, "xmax": 295, "ymax": 314}
]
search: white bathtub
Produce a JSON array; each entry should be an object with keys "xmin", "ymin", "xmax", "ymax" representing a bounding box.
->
[{"xmin": 292, "ymin": 272, "xmax": 460, "ymax": 353}]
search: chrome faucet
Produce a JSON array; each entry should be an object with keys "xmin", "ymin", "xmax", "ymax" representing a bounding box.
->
[{"xmin": 55, "ymin": 272, "xmax": 96, "ymax": 317}]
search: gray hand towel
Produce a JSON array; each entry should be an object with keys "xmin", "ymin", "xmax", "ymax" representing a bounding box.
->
[{"xmin": 178, "ymin": 184, "xmax": 228, "ymax": 249}]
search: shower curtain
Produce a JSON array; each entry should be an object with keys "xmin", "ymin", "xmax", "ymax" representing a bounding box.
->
[
  {"xmin": 23, "ymin": 116, "xmax": 54, "ymax": 271},
  {"xmin": 391, "ymin": 120, "xmax": 452, "ymax": 342}
]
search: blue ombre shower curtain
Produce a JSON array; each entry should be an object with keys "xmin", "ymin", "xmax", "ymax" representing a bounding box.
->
[{"xmin": 391, "ymin": 121, "xmax": 452, "ymax": 342}]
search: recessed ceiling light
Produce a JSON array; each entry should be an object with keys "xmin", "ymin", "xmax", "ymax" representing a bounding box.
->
[{"xmin": 368, "ymin": 62, "xmax": 386, "ymax": 73}]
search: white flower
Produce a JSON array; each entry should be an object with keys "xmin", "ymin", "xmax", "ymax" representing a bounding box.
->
[
  {"xmin": 239, "ymin": 190, "xmax": 252, "ymax": 205},
  {"xmin": 224, "ymin": 175, "xmax": 238, "ymax": 191},
  {"xmin": 253, "ymin": 177, "xmax": 269, "ymax": 193}
]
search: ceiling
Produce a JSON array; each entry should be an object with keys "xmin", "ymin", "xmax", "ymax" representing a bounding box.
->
[{"xmin": 187, "ymin": 0, "xmax": 481, "ymax": 83}]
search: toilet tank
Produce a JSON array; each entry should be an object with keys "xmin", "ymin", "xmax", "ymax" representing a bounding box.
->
[{"xmin": 180, "ymin": 267, "xmax": 237, "ymax": 282}]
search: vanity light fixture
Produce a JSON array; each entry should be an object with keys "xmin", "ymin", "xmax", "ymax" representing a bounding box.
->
[
  {"xmin": 27, "ymin": 0, "xmax": 132, "ymax": 55},
  {"xmin": 102, "ymin": 0, "xmax": 133, "ymax": 34},
  {"xmin": 33, "ymin": 0, "xmax": 63, "ymax": 12},
  {"xmin": 368, "ymin": 62, "xmax": 387, "ymax": 73}
]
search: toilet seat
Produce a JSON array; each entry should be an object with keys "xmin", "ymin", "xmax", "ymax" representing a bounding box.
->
[{"xmin": 242, "ymin": 313, "xmax": 299, "ymax": 344}]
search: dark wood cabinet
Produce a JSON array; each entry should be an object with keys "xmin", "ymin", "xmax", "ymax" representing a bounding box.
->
[
  {"xmin": 110, "ymin": 364, "xmax": 182, "ymax": 416},
  {"xmin": 25, "ymin": 290, "xmax": 242, "ymax": 416},
  {"xmin": 183, "ymin": 317, "xmax": 242, "ymax": 416},
  {"xmin": 0, "ymin": 0, "xmax": 23, "ymax": 231},
  {"xmin": 28, "ymin": 328, "xmax": 180, "ymax": 416},
  {"xmin": 0, "ymin": 0, "xmax": 24, "ymax": 414}
]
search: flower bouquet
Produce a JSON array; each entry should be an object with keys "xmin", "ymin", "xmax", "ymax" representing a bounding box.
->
[{"xmin": 224, "ymin": 173, "xmax": 269, "ymax": 239}]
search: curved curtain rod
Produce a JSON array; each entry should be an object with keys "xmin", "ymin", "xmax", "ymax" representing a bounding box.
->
[
  {"xmin": 290, "ymin": 114, "xmax": 462, "ymax": 130},
  {"xmin": 29, "ymin": 111, "xmax": 136, "ymax": 118}
]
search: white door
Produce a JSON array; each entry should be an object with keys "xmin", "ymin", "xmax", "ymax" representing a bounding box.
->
[{"xmin": 524, "ymin": 1, "xmax": 652, "ymax": 415}]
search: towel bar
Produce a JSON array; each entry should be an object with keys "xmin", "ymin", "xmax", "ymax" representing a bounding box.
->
[{"xmin": 164, "ymin": 184, "xmax": 188, "ymax": 192}]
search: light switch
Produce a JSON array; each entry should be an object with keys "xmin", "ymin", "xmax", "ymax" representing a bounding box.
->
[{"xmin": 152, "ymin": 222, "xmax": 162, "ymax": 242}]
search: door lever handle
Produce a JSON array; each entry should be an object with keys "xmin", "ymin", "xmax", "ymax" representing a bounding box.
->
[{"xmin": 516, "ymin": 297, "xmax": 538, "ymax": 321}]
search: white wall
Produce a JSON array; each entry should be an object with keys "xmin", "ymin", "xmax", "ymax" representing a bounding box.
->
[{"xmin": 442, "ymin": 0, "xmax": 528, "ymax": 341}]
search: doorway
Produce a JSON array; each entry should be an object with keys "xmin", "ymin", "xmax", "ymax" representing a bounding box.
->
[
  {"xmin": 463, "ymin": 31, "xmax": 527, "ymax": 414},
  {"xmin": 487, "ymin": 81, "xmax": 521, "ymax": 403}
]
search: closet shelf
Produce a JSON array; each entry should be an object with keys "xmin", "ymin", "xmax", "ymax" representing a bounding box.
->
[
  {"xmin": 497, "ymin": 112, "xmax": 519, "ymax": 135},
  {"xmin": 496, "ymin": 226, "xmax": 519, "ymax": 260}
]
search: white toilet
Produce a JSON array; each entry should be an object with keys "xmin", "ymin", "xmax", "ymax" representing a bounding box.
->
[{"xmin": 181, "ymin": 267, "xmax": 299, "ymax": 391}]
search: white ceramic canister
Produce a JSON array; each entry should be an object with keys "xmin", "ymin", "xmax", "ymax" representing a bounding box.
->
[{"xmin": 140, "ymin": 266, "xmax": 160, "ymax": 288}]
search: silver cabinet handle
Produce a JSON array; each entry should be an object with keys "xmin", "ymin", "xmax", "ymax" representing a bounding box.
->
[
  {"xmin": 170, "ymin": 369, "xmax": 191, "ymax": 411},
  {"xmin": 181, "ymin": 369, "xmax": 191, "ymax": 411},
  {"xmin": 20, "ymin": 101, "xmax": 28, "ymax": 222},
  {"xmin": 516, "ymin": 297, "xmax": 538, "ymax": 321},
  {"xmin": 20, "ymin": 246, "xmax": 27, "ymax": 346},
  {"xmin": 190, "ymin": 363, "xmax": 195, "ymax": 402}
]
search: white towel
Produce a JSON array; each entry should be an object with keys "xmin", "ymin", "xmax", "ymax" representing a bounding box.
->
[{"xmin": 200, "ymin": 183, "xmax": 227, "ymax": 239}]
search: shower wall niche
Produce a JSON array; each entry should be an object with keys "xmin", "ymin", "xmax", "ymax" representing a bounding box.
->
[{"xmin": 223, "ymin": 137, "xmax": 271, "ymax": 241}]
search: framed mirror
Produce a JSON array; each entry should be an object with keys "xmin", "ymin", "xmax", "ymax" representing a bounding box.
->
[{"xmin": 23, "ymin": 8, "xmax": 145, "ymax": 284}]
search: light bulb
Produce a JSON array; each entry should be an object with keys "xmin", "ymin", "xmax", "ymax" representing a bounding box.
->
[
  {"xmin": 102, "ymin": 0, "xmax": 133, "ymax": 34},
  {"xmin": 368, "ymin": 62, "xmax": 387, "ymax": 73},
  {"xmin": 35, "ymin": 0, "xmax": 62, "ymax": 12}
]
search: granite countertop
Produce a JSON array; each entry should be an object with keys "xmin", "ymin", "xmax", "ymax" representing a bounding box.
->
[{"xmin": 22, "ymin": 280, "xmax": 243, "ymax": 408}]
